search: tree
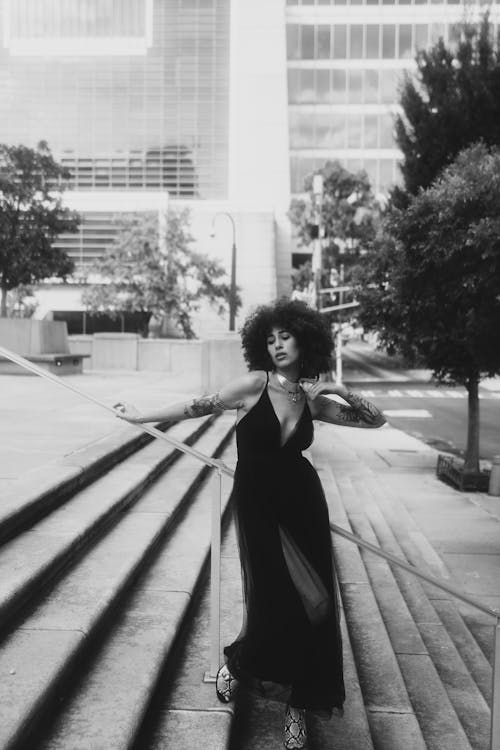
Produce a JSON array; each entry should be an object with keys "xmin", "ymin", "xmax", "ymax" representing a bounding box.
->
[
  {"xmin": 289, "ymin": 161, "xmax": 380, "ymax": 283},
  {"xmin": 394, "ymin": 13, "xmax": 500, "ymax": 206},
  {"xmin": 83, "ymin": 209, "xmax": 237, "ymax": 338},
  {"xmin": 0, "ymin": 141, "xmax": 79, "ymax": 316},
  {"xmin": 356, "ymin": 143, "xmax": 500, "ymax": 472}
]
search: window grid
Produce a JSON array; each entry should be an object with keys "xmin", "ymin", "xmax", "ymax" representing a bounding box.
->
[
  {"xmin": 287, "ymin": 0, "xmax": 464, "ymax": 6},
  {"xmin": 288, "ymin": 68, "xmax": 404, "ymax": 105},
  {"xmin": 287, "ymin": 22, "xmax": 455, "ymax": 60},
  {"xmin": 290, "ymin": 155, "xmax": 400, "ymax": 193},
  {"xmin": 0, "ymin": 0, "xmax": 230, "ymax": 198},
  {"xmin": 289, "ymin": 110, "xmax": 395, "ymax": 149}
]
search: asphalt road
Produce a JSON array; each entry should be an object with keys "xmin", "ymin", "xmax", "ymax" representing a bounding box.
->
[{"xmin": 342, "ymin": 342, "xmax": 500, "ymax": 462}]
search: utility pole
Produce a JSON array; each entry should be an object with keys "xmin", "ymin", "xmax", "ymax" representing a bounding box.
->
[
  {"xmin": 335, "ymin": 262, "xmax": 345, "ymax": 385},
  {"xmin": 312, "ymin": 174, "xmax": 324, "ymax": 310}
]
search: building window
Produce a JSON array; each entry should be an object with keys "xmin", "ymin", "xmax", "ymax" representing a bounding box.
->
[
  {"xmin": 333, "ymin": 25, "xmax": 347, "ymax": 58},
  {"xmin": 382, "ymin": 25, "xmax": 396, "ymax": 58},
  {"xmin": 317, "ymin": 25, "xmax": 331, "ymax": 58},
  {"xmin": 349, "ymin": 25, "xmax": 364, "ymax": 58},
  {"xmin": 301, "ymin": 25, "xmax": 315, "ymax": 58},
  {"xmin": 366, "ymin": 25, "xmax": 380, "ymax": 58}
]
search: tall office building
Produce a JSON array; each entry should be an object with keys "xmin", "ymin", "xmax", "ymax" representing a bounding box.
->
[
  {"xmin": 0, "ymin": 0, "xmax": 291, "ymax": 331},
  {"xmin": 285, "ymin": 0, "xmax": 499, "ymax": 198},
  {"xmin": 0, "ymin": 0, "xmax": 496, "ymax": 328}
]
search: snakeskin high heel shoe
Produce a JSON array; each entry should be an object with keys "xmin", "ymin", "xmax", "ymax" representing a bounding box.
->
[
  {"xmin": 215, "ymin": 663, "xmax": 239, "ymax": 703},
  {"xmin": 284, "ymin": 704, "xmax": 307, "ymax": 749}
]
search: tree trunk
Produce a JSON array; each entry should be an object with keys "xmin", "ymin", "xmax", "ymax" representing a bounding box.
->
[
  {"xmin": 464, "ymin": 375, "xmax": 480, "ymax": 473},
  {"xmin": 0, "ymin": 285, "xmax": 7, "ymax": 318}
]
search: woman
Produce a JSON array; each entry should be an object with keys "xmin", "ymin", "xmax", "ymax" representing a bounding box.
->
[{"xmin": 115, "ymin": 298, "xmax": 386, "ymax": 749}]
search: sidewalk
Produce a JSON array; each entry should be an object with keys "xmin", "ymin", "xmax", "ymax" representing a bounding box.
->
[
  {"xmin": 0, "ymin": 370, "xmax": 201, "ymax": 492},
  {"xmin": 2, "ymin": 369, "xmax": 499, "ymax": 627}
]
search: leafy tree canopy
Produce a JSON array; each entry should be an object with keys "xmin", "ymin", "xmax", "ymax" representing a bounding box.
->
[
  {"xmin": 394, "ymin": 13, "xmax": 500, "ymax": 205},
  {"xmin": 289, "ymin": 160, "xmax": 380, "ymax": 280},
  {"xmin": 0, "ymin": 140, "xmax": 79, "ymax": 316},
  {"xmin": 356, "ymin": 142, "xmax": 500, "ymax": 471},
  {"xmin": 357, "ymin": 142, "xmax": 500, "ymax": 384},
  {"xmin": 83, "ymin": 209, "xmax": 237, "ymax": 338}
]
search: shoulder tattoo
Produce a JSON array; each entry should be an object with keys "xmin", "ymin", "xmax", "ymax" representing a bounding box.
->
[{"xmin": 183, "ymin": 393, "xmax": 227, "ymax": 418}]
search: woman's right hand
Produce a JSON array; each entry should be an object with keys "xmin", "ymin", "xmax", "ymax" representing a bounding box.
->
[{"xmin": 113, "ymin": 401, "xmax": 143, "ymax": 423}]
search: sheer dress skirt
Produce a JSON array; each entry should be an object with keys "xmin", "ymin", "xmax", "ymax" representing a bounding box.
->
[{"xmin": 223, "ymin": 382, "xmax": 345, "ymax": 719}]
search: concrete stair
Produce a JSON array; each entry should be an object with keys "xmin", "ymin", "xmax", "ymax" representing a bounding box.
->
[
  {"xmin": 0, "ymin": 418, "xmax": 495, "ymax": 750},
  {"xmin": 311, "ymin": 437, "xmax": 493, "ymax": 750},
  {"xmin": 0, "ymin": 414, "xmax": 235, "ymax": 749}
]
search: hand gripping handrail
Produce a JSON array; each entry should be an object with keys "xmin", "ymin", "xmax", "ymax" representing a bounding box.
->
[{"xmin": 1, "ymin": 343, "xmax": 498, "ymax": 748}]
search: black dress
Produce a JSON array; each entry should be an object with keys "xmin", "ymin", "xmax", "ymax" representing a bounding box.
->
[{"xmin": 224, "ymin": 373, "xmax": 345, "ymax": 718}]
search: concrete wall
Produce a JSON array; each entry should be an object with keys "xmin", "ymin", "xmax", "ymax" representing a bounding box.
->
[
  {"xmin": 0, "ymin": 319, "xmax": 69, "ymax": 355},
  {"xmin": 68, "ymin": 333, "xmax": 247, "ymax": 392}
]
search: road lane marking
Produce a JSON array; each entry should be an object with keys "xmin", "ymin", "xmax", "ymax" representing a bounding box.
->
[
  {"xmin": 384, "ymin": 409, "xmax": 432, "ymax": 418},
  {"xmin": 358, "ymin": 388, "xmax": 500, "ymax": 399}
]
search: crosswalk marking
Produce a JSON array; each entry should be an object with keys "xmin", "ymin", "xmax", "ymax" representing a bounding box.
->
[
  {"xmin": 358, "ymin": 389, "xmax": 500, "ymax": 400},
  {"xmin": 384, "ymin": 409, "xmax": 432, "ymax": 418}
]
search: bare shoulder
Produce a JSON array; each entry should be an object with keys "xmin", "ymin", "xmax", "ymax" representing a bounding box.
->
[
  {"xmin": 218, "ymin": 370, "xmax": 267, "ymax": 411},
  {"xmin": 242, "ymin": 370, "xmax": 268, "ymax": 393}
]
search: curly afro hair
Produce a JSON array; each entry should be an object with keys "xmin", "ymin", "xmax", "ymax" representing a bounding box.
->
[{"xmin": 240, "ymin": 297, "xmax": 334, "ymax": 377}]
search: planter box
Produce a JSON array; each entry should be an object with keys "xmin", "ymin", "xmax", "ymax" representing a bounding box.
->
[{"xmin": 436, "ymin": 454, "xmax": 490, "ymax": 492}]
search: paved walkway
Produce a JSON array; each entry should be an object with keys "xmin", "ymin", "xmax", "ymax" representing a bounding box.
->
[
  {"xmin": 1, "ymin": 368, "xmax": 499, "ymax": 624},
  {"xmin": 0, "ymin": 370, "xmax": 200, "ymax": 491}
]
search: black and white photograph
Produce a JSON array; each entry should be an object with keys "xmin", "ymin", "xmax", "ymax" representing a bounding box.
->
[{"xmin": 0, "ymin": 1, "xmax": 499, "ymax": 749}]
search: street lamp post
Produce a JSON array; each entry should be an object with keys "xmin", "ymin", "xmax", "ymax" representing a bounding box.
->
[
  {"xmin": 211, "ymin": 212, "xmax": 237, "ymax": 332},
  {"xmin": 312, "ymin": 174, "xmax": 324, "ymax": 310}
]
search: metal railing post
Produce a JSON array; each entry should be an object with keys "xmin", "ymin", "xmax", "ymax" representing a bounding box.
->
[
  {"xmin": 204, "ymin": 467, "xmax": 223, "ymax": 683},
  {"xmin": 491, "ymin": 618, "xmax": 500, "ymax": 750}
]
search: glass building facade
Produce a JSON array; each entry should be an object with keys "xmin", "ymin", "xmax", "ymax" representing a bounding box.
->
[
  {"xmin": 285, "ymin": 0, "xmax": 498, "ymax": 194},
  {"xmin": 0, "ymin": 0, "xmax": 230, "ymax": 198}
]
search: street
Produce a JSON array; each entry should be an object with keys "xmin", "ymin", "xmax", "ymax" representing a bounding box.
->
[{"xmin": 342, "ymin": 341, "xmax": 500, "ymax": 462}]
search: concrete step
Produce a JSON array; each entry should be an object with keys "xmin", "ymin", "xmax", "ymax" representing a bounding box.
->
[
  {"xmin": 0, "ymin": 418, "xmax": 176, "ymax": 545},
  {"xmin": 36, "ymin": 428, "xmax": 237, "ymax": 750},
  {"xmin": 343, "ymin": 470, "xmax": 490, "ymax": 750},
  {"xmin": 367, "ymin": 475, "xmax": 493, "ymax": 704},
  {"xmin": 313, "ymin": 454, "xmax": 427, "ymax": 750},
  {"xmin": 348, "ymin": 478, "xmax": 481, "ymax": 750},
  {"xmin": 0, "ymin": 415, "xmax": 235, "ymax": 750},
  {"xmin": 142, "ymin": 507, "xmax": 242, "ymax": 750},
  {"xmin": 361, "ymin": 473, "xmax": 494, "ymax": 746},
  {"xmin": 0, "ymin": 416, "xmax": 216, "ymax": 632}
]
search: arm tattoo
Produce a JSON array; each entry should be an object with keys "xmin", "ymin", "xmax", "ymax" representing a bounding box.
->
[
  {"xmin": 183, "ymin": 393, "xmax": 227, "ymax": 418},
  {"xmin": 337, "ymin": 391, "xmax": 386, "ymax": 426}
]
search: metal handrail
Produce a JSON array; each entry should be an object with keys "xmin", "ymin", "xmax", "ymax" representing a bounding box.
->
[
  {"xmin": 331, "ymin": 521, "xmax": 499, "ymax": 619},
  {"xmin": 1, "ymin": 344, "xmax": 498, "ymax": 749}
]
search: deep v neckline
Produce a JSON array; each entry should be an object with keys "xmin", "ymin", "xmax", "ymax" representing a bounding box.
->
[{"xmin": 265, "ymin": 386, "xmax": 307, "ymax": 448}]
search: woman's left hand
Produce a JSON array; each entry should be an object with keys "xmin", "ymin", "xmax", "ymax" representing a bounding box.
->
[
  {"xmin": 113, "ymin": 401, "xmax": 143, "ymax": 422},
  {"xmin": 299, "ymin": 380, "xmax": 349, "ymax": 401}
]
